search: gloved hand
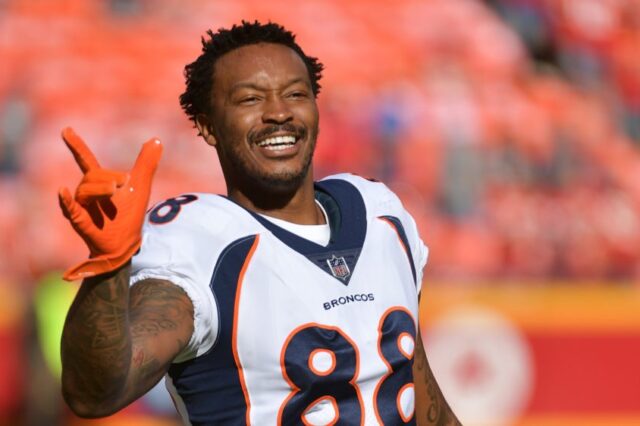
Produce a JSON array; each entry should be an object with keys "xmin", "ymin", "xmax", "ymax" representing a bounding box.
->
[{"xmin": 58, "ymin": 127, "xmax": 163, "ymax": 281}]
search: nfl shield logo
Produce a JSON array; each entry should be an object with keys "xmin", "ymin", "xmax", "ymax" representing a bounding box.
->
[{"xmin": 327, "ymin": 255, "xmax": 350, "ymax": 280}]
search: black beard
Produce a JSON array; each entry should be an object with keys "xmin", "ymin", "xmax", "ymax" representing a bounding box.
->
[{"xmin": 224, "ymin": 125, "xmax": 318, "ymax": 208}]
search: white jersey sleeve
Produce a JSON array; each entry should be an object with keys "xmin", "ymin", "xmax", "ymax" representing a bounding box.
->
[{"xmin": 130, "ymin": 195, "xmax": 223, "ymax": 363}]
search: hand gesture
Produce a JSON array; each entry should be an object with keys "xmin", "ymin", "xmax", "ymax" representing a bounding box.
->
[{"xmin": 58, "ymin": 127, "xmax": 163, "ymax": 281}]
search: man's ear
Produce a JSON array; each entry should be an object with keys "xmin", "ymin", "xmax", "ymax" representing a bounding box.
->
[{"xmin": 196, "ymin": 114, "xmax": 217, "ymax": 147}]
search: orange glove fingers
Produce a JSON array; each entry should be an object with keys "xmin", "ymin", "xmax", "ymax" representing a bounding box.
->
[
  {"xmin": 73, "ymin": 169, "xmax": 130, "ymax": 205},
  {"xmin": 83, "ymin": 169, "xmax": 129, "ymax": 187},
  {"xmin": 75, "ymin": 182, "xmax": 118, "ymax": 206},
  {"xmin": 59, "ymin": 128, "xmax": 162, "ymax": 281},
  {"xmin": 130, "ymin": 138, "xmax": 163, "ymax": 186},
  {"xmin": 58, "ymin": 186, "xmax": 85, "ymax": 221},
  {"xmin": 58, "ymin": 187, "xmax": 96, "ymax": 236},
  {"xmin": 62, "ymin": 127, "xmax": 101, "ymax": 173}
]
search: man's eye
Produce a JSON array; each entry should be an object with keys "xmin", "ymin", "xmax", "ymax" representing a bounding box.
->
[
  {"xmin": 240, "ymin": 96, "xmax": 259, "ymax": 104},
  {"xmin": 288, "ymin": 91, "xmax": 307, "ymax": 99}
]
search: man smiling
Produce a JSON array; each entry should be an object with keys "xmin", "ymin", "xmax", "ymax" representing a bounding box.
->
[{"xmin": 59, "ymin": 21, "xmax": 461, "ymax": 425}]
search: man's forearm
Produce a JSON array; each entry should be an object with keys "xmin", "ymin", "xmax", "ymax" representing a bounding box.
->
[
  {"xmin": 414, "ymin": 331, "xmax": 462, "ymax": 426},
  {"xmin": 61, "ymin": 264, "xmax": 132, "ymax": 417}
]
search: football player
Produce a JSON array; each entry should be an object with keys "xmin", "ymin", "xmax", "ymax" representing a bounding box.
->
[{"xmin": 59, "ymin": 21, "xmax": 460, "ymax": 425}]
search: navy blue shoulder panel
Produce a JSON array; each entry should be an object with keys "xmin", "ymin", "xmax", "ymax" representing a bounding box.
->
[
  {"xmin": 379, "ymin": 215, "xmax": 417, "ymax": 285},
  {"xmin": 167, "ymin": 234, "xmax": 258, "ymax": 426},
  {"xmin": 247, "ymin": 179, "xmax": 367, "ymax": 285}
]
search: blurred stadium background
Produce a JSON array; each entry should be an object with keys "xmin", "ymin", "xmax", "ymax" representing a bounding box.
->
[{"xmin": 1, "ymin": 0, "xmax": 639, "ymax": 425}]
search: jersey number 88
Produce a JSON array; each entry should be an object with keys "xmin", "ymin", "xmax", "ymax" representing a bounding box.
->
[{"xmin": 278, "ymin": 307, "xmax": 416, "ymax": 425}]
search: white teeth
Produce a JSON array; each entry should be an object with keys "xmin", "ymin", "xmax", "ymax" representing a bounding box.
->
[
  {"xmin": 257, "ymin": 135, "xmax": 297, "ymax": 147},
  {"xmin": 264, "ymin": 144, "xmax": 291, "ymax": 151}
]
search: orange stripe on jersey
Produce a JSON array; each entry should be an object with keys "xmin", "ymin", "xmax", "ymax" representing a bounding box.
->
[
  {"xmin": 378, "ymin": 216, "xmax": 411, "ymax": 257},
  {"xmin": 231, "ymin": 234, "xmax": 260, "ymax": 426}
]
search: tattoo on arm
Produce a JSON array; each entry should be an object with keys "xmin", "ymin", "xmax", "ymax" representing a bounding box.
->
[
  {"xmin": 62, "ymin": 267, "xmax": 132, "ymax": 406},
  {"xmin": 413, "ymin": 332, "xmax": 462, "ymax": 426},
  {"xmin": 125, "ymin": 279, "xmax": 193, "ymax": 392},
  {"xmin": 61, "ymin": 267, "xmax": 194, "ymax": 415}
]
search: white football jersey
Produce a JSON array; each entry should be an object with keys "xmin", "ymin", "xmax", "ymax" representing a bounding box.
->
[{"xmin": 131, "ymin": 174, "xmax": 428, "ymax": 425}]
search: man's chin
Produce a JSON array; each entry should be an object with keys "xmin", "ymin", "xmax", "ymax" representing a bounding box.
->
[
  {"xmin": 255, "ymin": 170, "xmax": 309, "ymax": 194},
  {"xmin": 226, "ymin": 148, "xmax": 315, "ymax": 200}
]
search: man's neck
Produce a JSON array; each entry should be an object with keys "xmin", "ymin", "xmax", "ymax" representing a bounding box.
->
[{"xmin": 227, "ymin": 173, "xmax": 325, "ymax": 225}]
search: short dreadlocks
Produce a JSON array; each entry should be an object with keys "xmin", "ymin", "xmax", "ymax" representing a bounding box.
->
[{"xmin": 180, "ymin": 20, "xmax": 324, "ymax": 125}]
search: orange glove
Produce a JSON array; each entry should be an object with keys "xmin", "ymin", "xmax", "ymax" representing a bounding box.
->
[{"xmin": 58, "ymin": 127, "xmax": 163, "ymax": 281}]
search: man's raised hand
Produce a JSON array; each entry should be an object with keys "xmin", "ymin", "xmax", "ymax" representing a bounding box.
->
[{"xmin": 58, "ymin": 127, "xmax": 163, "ymax": 281}]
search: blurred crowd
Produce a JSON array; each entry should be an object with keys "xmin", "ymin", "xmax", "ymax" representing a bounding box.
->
[
  {"xmin": 2, "ymin": 0, "xmax": 640, "ymax": 286},
  {"xmin": 0, "ymin": 0, "xmax": 639, "ymax": 423}
]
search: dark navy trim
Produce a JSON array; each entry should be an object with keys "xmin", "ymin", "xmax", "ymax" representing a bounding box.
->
[
  {"xmin": 379, "ymin": 215, "xmax": 417, "ymax": 285},
  {"xmin": 167, "ymin": 235, "xmax": 258, "ymax": 425},
  {"xmin": 226, "ymin": 179, "xmax": 367, "ymax": 285},
  {"xmin": 314, "ymin": 189, "xmax": 341, "ymax": 240}
]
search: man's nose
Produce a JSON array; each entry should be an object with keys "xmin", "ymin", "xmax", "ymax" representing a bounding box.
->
[{"xmin": 262, "ymin": 96, "xmax": 293, "ymax": 124}]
